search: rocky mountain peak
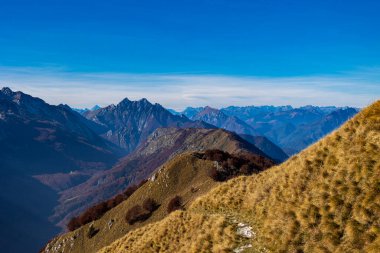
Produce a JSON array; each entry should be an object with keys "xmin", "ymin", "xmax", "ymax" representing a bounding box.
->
[{"xmin": 1, "ymin": 86, "xmax": 13, "ymax": 96}]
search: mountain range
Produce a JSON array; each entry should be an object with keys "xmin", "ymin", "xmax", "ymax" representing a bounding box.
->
[
  {"xmin": 83, "ymin": 98, "xmax": 212, "ymax": 153},
  {"xmin": 175, "ymin": 105, "xmax": 359, "ymax": 155},
  {"xmin": 44, "ymin": 100, "xmax": 380, "ymax": 253},
  {"xmin": 0, "ymin": 87, "xmax": 361, "ymax": 252}
]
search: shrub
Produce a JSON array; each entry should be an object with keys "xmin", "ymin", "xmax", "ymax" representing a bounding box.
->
[
  {"xmin": 67, "ymin": 217, "xmax": 81, "ymax": 231},
  {"xmin": 143, "ymin": 198, "xmax": 159, "ymax": 212},
  {"xmin": 204, "ymin": 149, "xmax": 229, "ymax": 162},
  {"xmin": 203, "ymin": 149, "xmax": 270, "ymax": 182},
  {"xmin": 66, "ymin": 179, "xmax": 148, "ymax": 231},
  {"xmin": 79, "ymin": 202, "xmax": 108, "ymax": 225},
  {"xmin": 125, "ymin": 205, "xmax": 151, "ymax": 225},
  {"xmin": 239, "ymin": 164, "xmax": 252, "ymax": 175},
  {"xmin": 87, "ymin": 224, "xmax": 99, "ymax": 239},
  {"xmin": 167, "ymin": 196, "xmax": 183, "ymax": 213},
  {"xmin": 124, "ymin": 185, "xmax": 138, "ymax": 197},
  {"xmin": 208, "ymin": 167, "xmax": 227, "ymax": 182}
]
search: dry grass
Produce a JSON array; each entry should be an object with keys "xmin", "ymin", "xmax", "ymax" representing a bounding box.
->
[
  {"xmin": 191, "ymin": 100, "xmax": 380, "ymax": 252},
  {"xmin": 98, "ymin": 100, "xmax": 380, "ymax": 253},
  {"xmin": 99, "ymin": 211, "xmax": 237, "ymax": 253}
]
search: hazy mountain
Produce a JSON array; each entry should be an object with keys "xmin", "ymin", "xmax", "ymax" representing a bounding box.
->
[
  {"xmin": 188, "ymin": 106, "xmax": 259, "ymax": 136},
  {"xmin": 83, "ymin": 98, "xmax": 213, "ymax": 153},
  {"xmin": 239, "ymin": 134, "xmax": 289, "ymax": 162},
  {"xmin": 221, "ymin": 105, "xmax": 359, "ymax": 155},
  {"xmin": 222, "ymin": 105, "xmax": 294, "ymax": 121},
  {"xmin": 180, "ymin": 105, "xmax": 361, "ymax": 159},
  {"xmin": 167, "ymin": 108, "xmax": 180, "ymax": 115},
  {"xmin": 278, "ymin": 107, "xmax": 359, "ymax": 154},
  {"xmin": 72, "ymin": 105, "xmax": 101, "ymax": 114},
  {"xmin": 180, "ymin": 107, "xmax": 204, "ymax": 118}
]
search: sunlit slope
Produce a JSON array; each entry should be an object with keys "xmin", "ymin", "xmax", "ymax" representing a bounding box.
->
[
  {"xmin": 100, "ymin": 211, "xmax": 237, "ymax": 253},
  {"xmin": 100, "ymin": 100, "xmax": 380, "ymax": 253},
  {"xmin": 43, "ymin": 153, "xmax": 222, "ymax": 253}
]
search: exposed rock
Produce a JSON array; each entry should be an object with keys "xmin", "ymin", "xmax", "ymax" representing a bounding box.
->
[{"xmin": 236, "ymin": 223, "xmax": 255, "ymax": 238}]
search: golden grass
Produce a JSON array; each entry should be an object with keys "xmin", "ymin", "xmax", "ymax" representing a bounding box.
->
[
  {"xmin": 98, "ymin": 100, "xmax": 380, "ymax": 253},
  {"xmin": 98, "ymin": 211, "xmax": 237, "ymax": 253},
  {"xmin": 191, "ymin": 100, "xmax": 380, "ymax": 252}
]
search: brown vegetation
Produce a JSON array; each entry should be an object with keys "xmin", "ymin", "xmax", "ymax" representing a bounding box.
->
[
  {"xmin": 167, "ymin": 195, "xmax": 183, "ymax": 213},
  {"xmin": 125, "ymin": 205, "xmax": 151, "ymax": 225},
  {"xmin": 125, "ymin": 198, "xmax": 160, "ymax": 225},
  {"xmin": 199, "ymin": 149, "xmax": 265, "ymax": 181},
  {"xmin": 86, "ymin": 225, "xmax": 99, "ymax": 239},
  {"xmin": 67, "ymin": 180, "xmax": 147, "ymax": 231},
  {"xmin": 143, "ymin": 198, "xmax": 160, "ymax": 213}
]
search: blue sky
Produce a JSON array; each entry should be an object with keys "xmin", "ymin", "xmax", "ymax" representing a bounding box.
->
[{"xmin": 0, "ymin": 0, "xmax": 379, "ymax": 109}]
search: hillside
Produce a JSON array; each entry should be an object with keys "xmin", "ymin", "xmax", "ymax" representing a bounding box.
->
[
  {"xmin": 42, "ymin": 149, "xmax": 272, "ymax": 253},
  {"xmin": 52, "ymin": 128, "xmax": 274, "ymax": 230},
  {"xmin": 98, "ymin": 101, "xmax": 380, "ymax": 253}
]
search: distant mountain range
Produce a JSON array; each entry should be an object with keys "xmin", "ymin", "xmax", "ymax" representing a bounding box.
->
[
  {"xmin": 83, "ymin": 98, "xmax": 212, "ymax": 153},
  {"xmin": 173, "ymin": 105, "xmax": 359, "ymax": 155},
  {"xmin": 0, "ymin": 87, "xmax": 359, "ymax": 252}
]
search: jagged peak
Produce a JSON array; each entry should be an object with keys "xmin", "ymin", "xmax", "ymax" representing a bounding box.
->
[
  {"xmin": 201, "ymin": 106, "xmax": 220, "ymax": 114},
  {"xmin": 118, "ymin": 97, "xmax": 131, "ymax": 105},
  {"xmin": 91, "ymin": 105, "xmax": 101, "ymax": 111},
  {"xmin": 116, "ymin": 97, "xmax": 155, "ymax": 108},
  {"xmin": 1, "ymin": 87, "xmax": 14, "ymax": 96},
  {"xmin": 139, "ymin": 98, "xmax": 149, "ymax": 103}
]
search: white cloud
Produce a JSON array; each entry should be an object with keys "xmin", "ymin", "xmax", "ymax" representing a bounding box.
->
[{"xmin": 0, "ymin": 66, "xmax": 379, "ymax": 110}]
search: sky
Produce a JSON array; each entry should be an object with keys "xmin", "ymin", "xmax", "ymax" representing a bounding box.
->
[{"xmin": 0, "ymin": 0, "xmax": 379, "ymax": 109}]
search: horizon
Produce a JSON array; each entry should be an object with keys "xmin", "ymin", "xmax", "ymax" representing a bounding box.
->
[
  {"xmin": 1, "ymin": 1, "xmax": 379, "ymax": 109},
  {"xmin": 1, "ymin": 85, "xmax": 363, "ymax": 112}
]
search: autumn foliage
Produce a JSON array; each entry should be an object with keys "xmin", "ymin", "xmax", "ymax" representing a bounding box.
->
[
  {"xmin": 125, "ymin": 198, "xmax": 160, "ymax": 225},
  {"xmin": 167, "ymin": 195, "xmax": 183, "ymax": 213},
  {"xmin": 67, "ymin": 180, "xmax": 148, "ymax": 231},
  {"xmin": 199, "ymin": 149, "xmax": 268, "ymax": 182}
]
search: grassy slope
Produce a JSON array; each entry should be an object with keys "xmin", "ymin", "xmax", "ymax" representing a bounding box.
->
[
  {"xmin": 43, "ymin": 153, "xmax": 222, "ymax": 253},
  {"xmin": 99, "ymin": 100, "xmax": 380, "ymax": 253}
]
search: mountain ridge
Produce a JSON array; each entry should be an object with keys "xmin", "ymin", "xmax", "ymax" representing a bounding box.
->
[{"xmin": 51, "ymin": 127, "xmax": 274, "ymax": 230}]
